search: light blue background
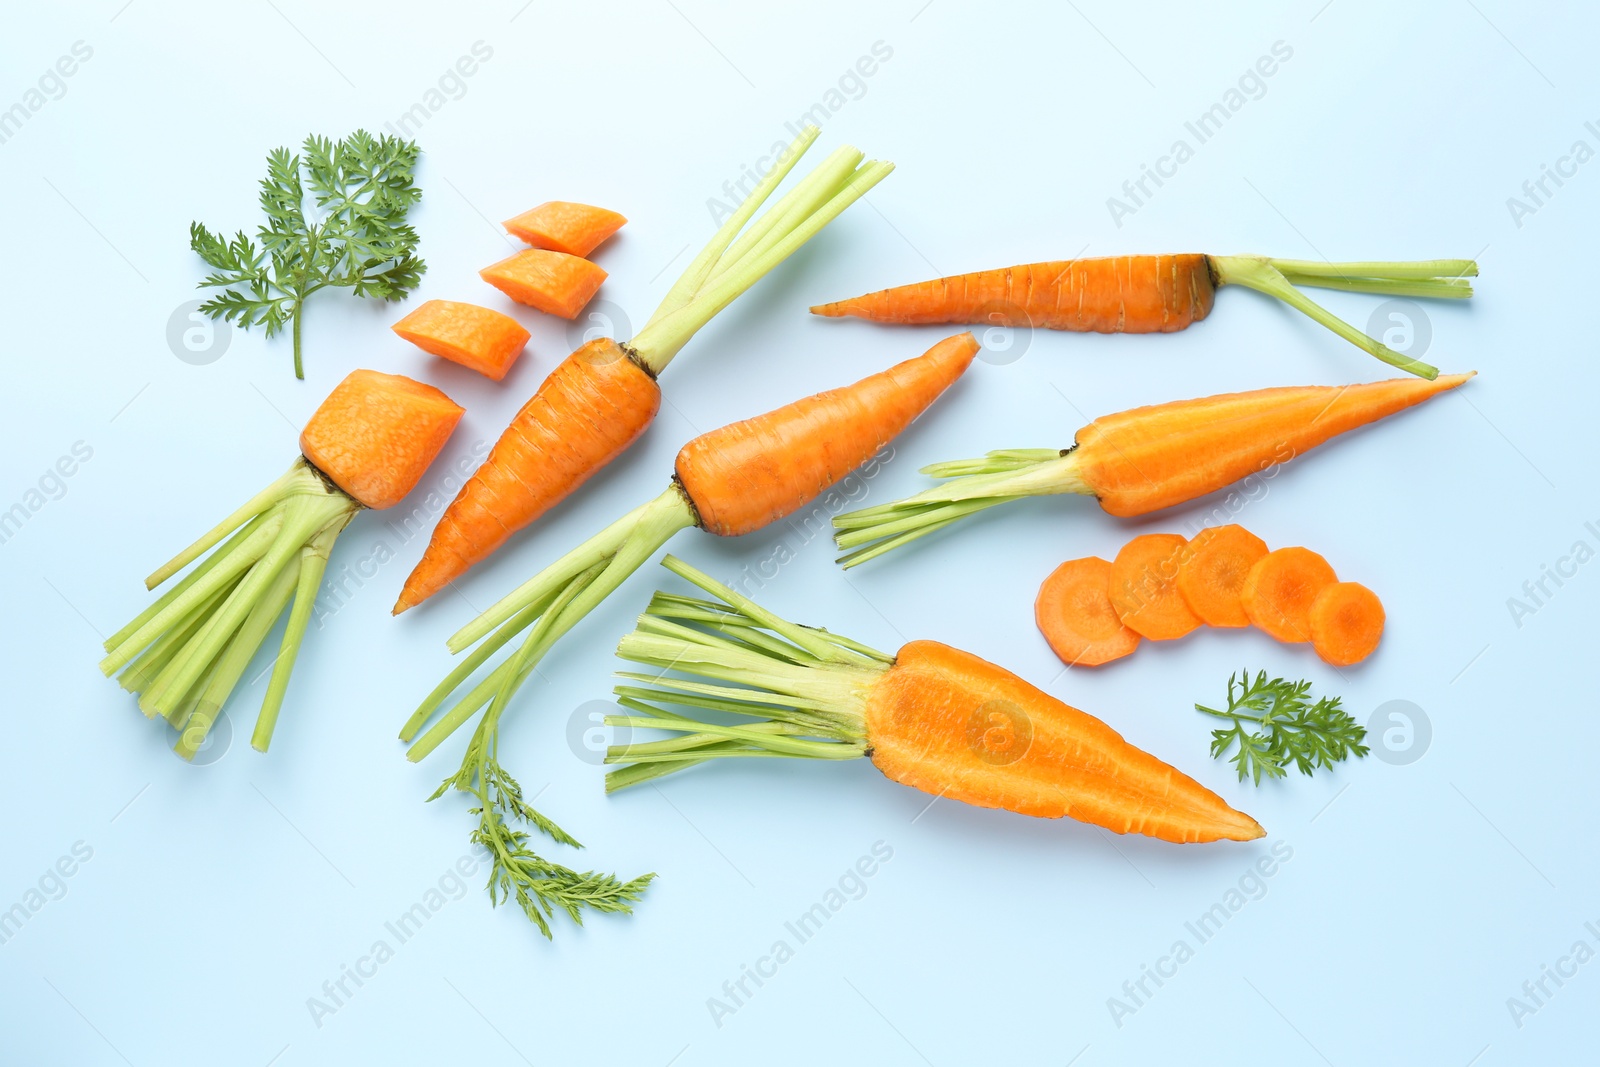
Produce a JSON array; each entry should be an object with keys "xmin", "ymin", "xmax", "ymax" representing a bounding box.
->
[{"xmin": 2, "ymin": 2, "xmax": 1594, "ymax": 1064}]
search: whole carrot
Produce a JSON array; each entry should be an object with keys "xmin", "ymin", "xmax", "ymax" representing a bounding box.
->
[
  {"xmin": 605, "ymin": 556, "xmax": 1263, "ymax": 844},
  {"xmin": 812, "ymin": 253, "xmax": 1479, "ymax": 379},
  {"xmin": 395, "ymin": 126, "xmax": 893, "ymax": 612},
  {"xmin": 833, "ymin": 371, "xmax": 1474, "ymax": 566}
]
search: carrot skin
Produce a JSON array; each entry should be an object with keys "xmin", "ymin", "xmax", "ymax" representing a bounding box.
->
[
  {"xmin": 392, "ymin": 300, "xmax": 530, "ymax": 381},
  {"xmin": 299, "ymin": 370, "xmax": 464, "ymax": 511}
]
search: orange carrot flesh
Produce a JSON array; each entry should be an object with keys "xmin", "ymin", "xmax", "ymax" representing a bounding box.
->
[
  {"xmin": 1241, "ymin": 547, "xmax": 1338, "ymax": 643},
  {"xmin": 480, "ymin": 248, "xmax": 608, "ymax": 319},
  {"xmin": 1176, "ymin": 524, "xmax": 1270, "ymax": 628},
  {"xmin": 1108, "ymin": 533, "xmax": 1201, "ymax": 641},
  {"xmin": 503, "ymin": 201, "xmax": 626, "ymax": 257},
  {"xmin": 676, "ymin": 333, "xmax": 979, "ymax": 536},
  {"xmin": 1034, "ymin": 557, "xmax": 1140, "ymax": 667},
  {"xmin": 1309, "ymin": 581, "xmax": 1385, "ymax": 665},
  {"xmin": 392, "ymin": 299, "xmax": 531, "ymax": 381},
  {"xmin": 299, "ymin": 369, "xmax": 465, "ymax": 510}
]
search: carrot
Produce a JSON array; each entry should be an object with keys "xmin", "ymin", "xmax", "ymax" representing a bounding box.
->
[
  {"xmin": 503, "ymin": 201, "xmax": 626, "ymax": 257},
  {"xmin": 400, "ymin": 333, "xmax": 976, "ymax": 932},
  {"xmin": 1107, "ymin": 534, "xmax": 1200, "ymax": 641},
  {"xmin": 395, "ymin": 127, "xmax": 894, "ymax": 613},
  {"xmin": 1177, "ymin": 524, "xmax": 1269, "ymax": 628},
  {"xmin": 605, "ymin": 556, "xmax": 1264, "ymax": 844},
  {"xmin": 813, "ymin": 254, "xmax": 1480, "ymax": 378},
  {"xmin": 1241, "ymin": 547, "xmax": 1338, "ymax": 643},
  {"xmin": 99, "ymin": 370, "xmax": 462, "ymax": 758},
  {"xmin": 391, "ymin": 299, "xmax": 530, "ymax": 381},
  {"xmin": 1035, "ymin": 557, "xmax": 1140, "ymax": 667},
  {"xmin": 834, "ymin": 372, "xmax": 1474, "ymax": 566},
  {"xmin": 480, "ymin": 248, "xmax": 607, "ymax": 319},
  {"xmin": 1309, "ymin": 581, "xmax": 1385, "ymax": 665}
]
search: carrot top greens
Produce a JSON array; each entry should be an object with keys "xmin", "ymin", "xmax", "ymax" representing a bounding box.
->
[{"xmin": 1196, "ymin": 670, "xmax": 1367, "ymax": 784}]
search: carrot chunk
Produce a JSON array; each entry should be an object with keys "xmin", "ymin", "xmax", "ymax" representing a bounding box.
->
[
  {"xmin": 480, "ymin": 249, "xmax": 607, "ymax": 319},
  {"xmin": 391, "ymin": 300, "xmax": 530, "ymax": 381},
  {"xmin": 503, "ymin": 201, "xmax": 626, "ymax": 257},
  {"xmin": 1035, "ymin": 557, "xmax": 1141, "ymax": 667},
  {"xmin": 1176, "ymin": 524, "xmax": 1269, "ymax": 628},
  {"xmin": 1240, "ymin": 547, "xmax": 1338, "ymax": 643},
  {"xmin": 299, "ymin": 369, "xmax": 464, "ymax": 510},
  {"xmin": 1309, "ymin": 581, "xmax": 1385, "ymax": 665},
  {"xmin": 1108, "ymin": 533, "xmax": 1201, "ymax": 641}
]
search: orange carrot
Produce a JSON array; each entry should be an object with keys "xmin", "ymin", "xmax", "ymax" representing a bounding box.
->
[
  {"xmin": 504, "ymin": 201, "xmax": 626, "ymax": 257},
  {"xmin": 834, "ymin": 372, "xmax": 1474, "ymax": 566},
  {"xmin": 1241, "ymin": 547, "xmax": 1338, "ymax": 643},
  {"xmin": 1108, "ymin": 533, "xmax": 1201, "ymax": 641},
  {"xmin": 392, "ymin": 299, "xmax": 530, "ymax": 381},
  {"xmin": 606, "ymin": 556, "xmax": 1265, "ymax": 845},
  {"xmin": 813, "ymin": 254, "xmax": 1481, "ymax": 378},
  {"xmin": 1177, "ymin": 524, "xmax": 1269, "ymax": 628},
  {"xmin": 100, "ymin": 370, "xmax": 463, "ymax": 759},
  {"xmin": 480, "ymin": 248, "xmax": 607, "ymax": 319},
  {"xmin": 1309, "ymin": 581, "xmax": 1385, "ymax": 665},
  {"xmin": 1035, "ymin": 557, "xmax": 1140, "ymax": 667},
  {"xmin": 394, "ymin": 129, "xmax": 894, "ymax": 613}
]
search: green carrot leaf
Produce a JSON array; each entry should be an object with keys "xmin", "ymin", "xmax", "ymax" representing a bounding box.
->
[{"xmin": 1195, "ymin": 670, "xmax": 1367, "ymax": 784}]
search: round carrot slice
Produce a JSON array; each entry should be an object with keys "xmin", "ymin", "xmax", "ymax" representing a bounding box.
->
[
  {"xmin": 1108, "ymin": 533, "xmax": 1200, "ymax": 641},
  {"xmin": 1177, "ymin": 524, "xmax": 1269, "ymax": 628},
  {"xmin": 1240, "ymin": 547, "xmax": 1337, "ymax": 643},
  {"xmin": 1309, "ymin": 581, "xmax": 1385, "ymax": 666},
  {"xmin": 1035, "ymin": 557, "xmax": 1141, "ymax": 667}
]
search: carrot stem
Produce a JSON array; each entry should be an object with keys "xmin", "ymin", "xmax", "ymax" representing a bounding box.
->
[
  {"xmin": 144, "ymin": 464, "xmax": 299, "ymax": 590},
  {"xmin": 252, "ymin": 522, "xmax": 342, "ymax": 753}
]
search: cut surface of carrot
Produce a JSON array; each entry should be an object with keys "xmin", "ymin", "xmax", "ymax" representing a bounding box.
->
[
  {"xmin": 1309, "ymin": 581, "xmax": 1385, "ymax": 665},
  {"xmin": 1177, "ymin": 524, "xmax": 1269, "ymax": 628},
  {"xmin": 299, "ymin": 369, "xmax": 464, "ymax": 510},
  {"xmin": 503, "ymin": 201, "xmax": 626, "ymax": 257},
  {"xmin": 1108, "ymin": 533, "xmax": 1200, "ymax": 641},
  {"xmin": 480, "ymin": 249, "xmax": 607, "ymax": 319},
  {"xmin": 1035, "ymin": 556, "xmax": 1140, "ymax": 667},
  {"xmin": 392, "ymin": 299, "xmax": 531, "ymax": 381},
  {"xmin": 1241, "ymin": 547, "xmax": 1338, "ymax": 643}
]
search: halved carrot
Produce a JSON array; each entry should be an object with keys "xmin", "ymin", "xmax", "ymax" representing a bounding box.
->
[
  {"xmin": 1177, "ymin": 524, "xmax": 1269, "ymax": 628},
  {"xmin": 1241, "ymin": 547, "xmax": 1338, "ymax": 643},
  {"xmin": 1035, "ymin": 557, "xmax": 1140, "ymax": 667},
  {"xmin": 480, "ymin": 249, "xmax": 607, "ymax": 319},
  {"xmin": 1108, "ymin": 534, "xmax": 1200, "ymax": 641},
  {"xmin": 300, "ymin": 369, "xmax": 465, "ymax": 510},
  {"xmin": 1309, "ymin": 581, "xmax": 1385, "ymax": 666},
  {"xmin": 391, "ymin": 300, "xmax": 531, "ymax": 381},
  {"xmin": 504, "ymin": 201, "xmax": 626, "ymax": 257}
]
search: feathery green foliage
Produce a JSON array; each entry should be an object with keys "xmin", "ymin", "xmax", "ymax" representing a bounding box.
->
[{"xmin": 1195, "ymin": 669, "xmax": 1368, "ymax": 784}]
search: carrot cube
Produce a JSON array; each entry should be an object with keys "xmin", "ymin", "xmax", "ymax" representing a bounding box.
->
[
  {"xmin": 392, "ymin": 299, "xmax": 530, "ymax": 381},
  {"xmin": 299, "ymin": 369, "xmax": 464, "ymax": 510},
  {"xmin": 480, "ymin": 249, "xmax": 607, "ymax": 319},
  {"xmin": 503, "ymin": 201, "xmax": 626, "ymax": 257}
]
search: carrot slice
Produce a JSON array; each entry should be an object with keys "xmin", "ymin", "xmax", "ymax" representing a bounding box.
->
[
  {"xmin": 1176, "ymin": 524, "xmax": 1269, "ymax": 628},
  {"xmin": 503, "ymin": 201, "xmax": 626, "ymax": 257},
  {"xmin": 299, "ymin": 369, "xmax": 464, "ymax": 510},
  {"xmin": 1108, "ymin": 533, "xmax": 1200, "ymax": 641},
  {"xmin": 480, "ymin": 249, "xmax": 607, "ymax": 319},
  {"xmin": 1309, "ymin": 581, "xmax": 1385, "ymax": 665},
  {"xmin": 391, "ymin": 300, "xmax": 531, "ymax": 381},
  {"xmin": 1240, "ymin": 547, "xmax": 1338, "ymax": 643},
  {"xmin": 1035, "ymin": 557, "xmax": 1141, "ymax": 667}
]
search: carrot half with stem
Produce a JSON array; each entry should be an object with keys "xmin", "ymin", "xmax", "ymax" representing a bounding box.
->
[
  {"xmin": 812, "ymin": 253, "xmax": 1478, "ymax": 379},
  {"xmin": 394, "ymin": 126, "xmax": 893, "ymax": 613},
  {"xmin": 399, "ymin": 332, "xmax": 978, "ymax": 934},
  {"xmin": 834, "ymin": 371, "xmax": 1474, "ymax": 567},
  {"xmin": 603, "ymin": 555, "xmax": 1263, "ymax": 844}
]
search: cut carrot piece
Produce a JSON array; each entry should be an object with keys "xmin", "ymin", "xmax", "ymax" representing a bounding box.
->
[
  {"xmin": 1035, "ymin": 557, "xmax": 1141, "ymax": 667},
  {"xmin": 299, "ymin": 369, "xmax": 464, "ymax": 510},
  {"xmin": 480, "ymin": 249, "xmax": 607, "ymax": 319},
  {"xmin": 1240, "ymin": 547, "xmax": 1338, "ymax": 643},
  {"xmin": 503, "ymin": 201, "xmax": 626, "ymax": 257},
  {"xmin": 1309, "ymin": 582, "xmax": 1385, "ymax": 665},
  {"xmin": 1108, "ymin": 534, "xmax": 1200, "ymax": 641},
  {"xmin": 392, "ymin": 300, "xmax": 531, "ymax": 381},
  {"xmin": 1176, "ymin": 524, "xmax": 1269, "ymax": 628}
]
